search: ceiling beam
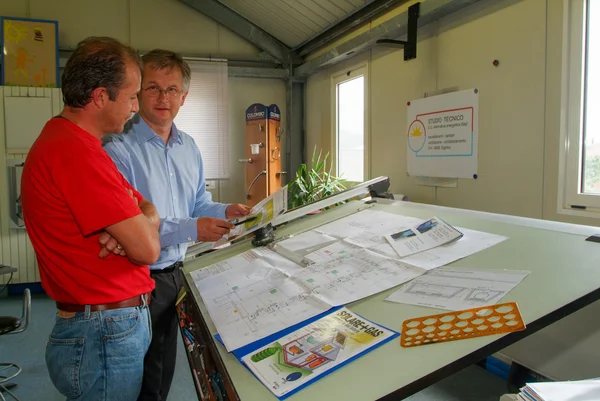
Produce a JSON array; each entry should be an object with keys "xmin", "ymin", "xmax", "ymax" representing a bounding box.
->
[
  {"xmin": 293, "ymin": 0, "xmax": 411, "ymax": 57},
  {"xmin": 228, "ymin": 66, "xmax": 288, "ymax": 79},
  {"xmin": 180, "ymin": 0, "xmax": 300, "ymax": 65},
  {"xmin": 294, "ymin": 0, "xmax": 484, "ymax": 78},
  {"xmin": 59, "ymin": 56, "xmax": 288, "ymax": 79}
]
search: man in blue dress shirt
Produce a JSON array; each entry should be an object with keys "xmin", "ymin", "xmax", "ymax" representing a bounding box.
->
[{"xmin": 103, "ymin": 49, "xmax": 250, "ymax": 401}]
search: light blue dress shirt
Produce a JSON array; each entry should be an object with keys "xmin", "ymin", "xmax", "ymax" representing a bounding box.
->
[{"xmin": 102, "ymin": 113, "xmax": 228, "ymax": 270}]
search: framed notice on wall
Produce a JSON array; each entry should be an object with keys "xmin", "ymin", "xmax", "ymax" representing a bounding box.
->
[
  {"xmin": 406, "ymin": 88, "xmax": 479, "ymax": 179},
  {"xmin": 0, "ymin": 16, "xmax": 59, "ymax": 87}
]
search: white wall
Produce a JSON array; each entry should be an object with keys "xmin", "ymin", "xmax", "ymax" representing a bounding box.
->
[
  {"xmin": 306, "ymin": 0, "xmax": 598, "ymax": 227},
  {"xmin": 305, "ymin": 0, "xmax": 600, "ymax": 380},
  {"xmin": 0, "ymin": 0, "xmax": 286, "ymax": 284},
  {"xmin": 1, "ymin": 0, "xmax": 259, "ymax": 55}
]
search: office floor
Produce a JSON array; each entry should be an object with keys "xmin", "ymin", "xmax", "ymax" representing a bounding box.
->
[{"xmin": 0, "ymin": 293, "xmax": 509, "ymax": 400}]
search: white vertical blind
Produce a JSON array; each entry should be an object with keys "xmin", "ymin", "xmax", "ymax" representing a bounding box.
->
[{"xmin": 174, "ymin": 60, "xmax": 229, "ymax": 179}]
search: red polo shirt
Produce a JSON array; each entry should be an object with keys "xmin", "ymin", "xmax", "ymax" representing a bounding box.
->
[{"xmin": 21, "ymin": 117, "xmax": 155, "ymax": 304}]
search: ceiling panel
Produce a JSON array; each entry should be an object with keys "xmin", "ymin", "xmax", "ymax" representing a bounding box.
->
[{"xmin": 218, "ymin": 0, "xmax": 376, "ymax": 48}]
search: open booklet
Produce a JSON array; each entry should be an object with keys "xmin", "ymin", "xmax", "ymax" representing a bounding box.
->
[
  {"xmin": 214, "ymin": 186, "xmax": 288, "ymax": 247},
  {"xmin": 384, "ymin": 216, "xmax": 463, "ymax": 258},
  {"xmin": 237, "ymin": 307, "xmax": 398, "ymax": 400}
]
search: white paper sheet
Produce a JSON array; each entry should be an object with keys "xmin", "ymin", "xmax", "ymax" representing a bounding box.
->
[
  {"xmin": 384, "ymin": 217, "xmax": 463, "ymax": 257},
  {"xmin": 191, "ymin": 248, "xmax": 330, "ymax": 352},
  {"xmin": 298, "ymin": 241, "xmax": 426, "ymax": 306},
  {"xmin": 522, "ymin": 379, "xmax": 600, "ymax": 401},
  {"xmin": 300, "ymin": 209, "xmax": 508, "ymax": 270},
  {"xmin": 385, "ymin": 268, "xmax": 529, "ymax": 310},
  {"xmin": 192, "ymin": 242, "xmax": 424, "ymax": 351},
  {"xmin": 313, "ymin": 209, "xmax": 422, "ymax": 239},
  {"xmin": 400, "ymin": 228, "xmax": 507, "ymax": 270},
  {"xmin": 278, "ymin": 231, "xmax": 338, "ymax": 254}
]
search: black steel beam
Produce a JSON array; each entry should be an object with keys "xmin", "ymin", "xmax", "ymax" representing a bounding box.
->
[
  {"xmin": 293, "ymin": 0, "xmax": 411, "ymax": 57},
  {"xmin": 295, "ymin": 0, "xmax": 483, "ymax": 78}
]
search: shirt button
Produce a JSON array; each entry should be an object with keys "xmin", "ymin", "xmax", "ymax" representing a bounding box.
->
[
  {"xmin": 188, "ymin": 237, "xmax": 192, "ymax": 241},
  {"xmin": 170, "ymin": 173, "xmax": 173, "ymax": 176}
]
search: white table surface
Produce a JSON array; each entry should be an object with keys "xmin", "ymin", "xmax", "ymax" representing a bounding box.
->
[{"xmin": 183, "ymin": 199, "xmax": 600, "ymax": 400}]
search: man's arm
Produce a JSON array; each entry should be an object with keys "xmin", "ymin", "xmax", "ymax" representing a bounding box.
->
[
  {"xmin": 99, "ymin": 194, "xmax": 161, "ymax": 260},
  {"xmin": 104, "ymin": 213, "xmax": 160, "ymax": 266},
  {"xmin": 157, "ymin": 143, "xmax": 233, "ymax": 246},
  {"xmin": 159, "ymin": 216, "xmax": 233, "ymax": 247}
]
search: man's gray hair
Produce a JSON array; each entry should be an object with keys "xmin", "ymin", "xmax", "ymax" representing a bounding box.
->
[{"xmin": 142, "ymin": 49, "xmax": 191, "ymax": 91}]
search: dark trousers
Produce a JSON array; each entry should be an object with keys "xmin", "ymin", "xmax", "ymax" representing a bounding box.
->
[{"xmin": 138, "ymin": 266, "xmax": 182, "ymax": 401}]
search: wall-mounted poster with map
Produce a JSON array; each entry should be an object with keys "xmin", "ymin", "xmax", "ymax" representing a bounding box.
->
[{"xmin": 1, "ymin": 16, "xmax": 59, "ymax": 87}]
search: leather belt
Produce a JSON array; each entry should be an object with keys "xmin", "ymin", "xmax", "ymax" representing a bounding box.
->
[
  {"xmin": 56, "ymin": 292, "xmax": 151, "ymax": 312},
  {"xmin": 150, "ymin": 261, "xmax": 183, "ymax": 275}
]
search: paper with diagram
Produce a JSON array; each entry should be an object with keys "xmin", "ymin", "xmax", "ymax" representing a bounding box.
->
[
  {"xmin": 241, "ymin": 307, "xmax": 398, "ymax": 399},
  {"xmin": 385, "ymin": 268, "xmax": 529, "ymax": 310},
  {"xmin": 191, "ymin": 243, "xmax": 424, "ymax": 351},
  {"xmin": 384, "ymin": 217, "xmax": 463, "ymax": 258},
  {"xmin": 280, "ymin": 210, "xmax": 507, "ymax": 270},
  {"xmin": 191, "ymin": 247, "xmax": 330, "ymax": 352},
  {"xmin": 295, "ymin": 241, "xmax": 426, "ymax": 306}
]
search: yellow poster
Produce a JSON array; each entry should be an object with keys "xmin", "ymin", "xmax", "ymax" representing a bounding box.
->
[{"xmin": 1, "ymin": 17, "xmax": 59, "ymax": 87}]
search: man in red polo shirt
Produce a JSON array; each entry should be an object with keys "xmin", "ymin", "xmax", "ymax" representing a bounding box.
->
[{"xmin": 21, "ymin": 36, "xmax": 161, "ymax": 401}]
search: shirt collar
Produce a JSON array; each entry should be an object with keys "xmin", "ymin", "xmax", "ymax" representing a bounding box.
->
[{"xmin": 129, "ymin": 113, "xmax": 183, "ymax": 146}]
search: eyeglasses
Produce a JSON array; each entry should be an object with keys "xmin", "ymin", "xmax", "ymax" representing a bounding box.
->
[{"xmin": 142, "ymin": 85, "xmax": 181, "ymax": 99}]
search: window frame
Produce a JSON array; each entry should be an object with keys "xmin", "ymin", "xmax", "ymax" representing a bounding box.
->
[
  {"xmin": 331, "ymin": 64, "xmax": 370, "ymax": 184},
  {"xmin": 558, "ymin": 0, "xmax": 600, "ymax": 215}
]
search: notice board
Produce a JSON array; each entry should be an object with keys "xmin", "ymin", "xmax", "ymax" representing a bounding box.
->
[
  {"xmin": 1, "ymin": 16, "xmax": 59, "ymax": 87},
  {"xmin": 407, "ymin": 89, "xmax": 479, "ymax": 179}
]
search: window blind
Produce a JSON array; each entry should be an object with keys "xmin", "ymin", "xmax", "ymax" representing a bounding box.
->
[{"xmin": 174, "ymin": 60, "xmax": 229, "ymax": 180}]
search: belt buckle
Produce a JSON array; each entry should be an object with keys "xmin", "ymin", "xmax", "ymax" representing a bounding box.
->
[{"xmin": 140, "ymin": 293, "xmax": 148, "ymax": 307}]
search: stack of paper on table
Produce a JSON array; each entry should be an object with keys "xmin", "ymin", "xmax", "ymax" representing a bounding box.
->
[
  {"xmin": 279, "ymin": 209, "xmax": 508, "ymax": 270},
  {"xmin": 518, "ymin": 379, "xmax": 600, "ymax": 401},
  {"xmin": 191, "ymin": 244, "xmax": 424, "ymax": 352},
  {"xmin": 192, "ymin": 209, "xmax": 509, "ymax": 352}
]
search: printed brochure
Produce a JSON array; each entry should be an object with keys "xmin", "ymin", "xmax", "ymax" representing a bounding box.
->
[{"xmin": 240, "ymin": 307, "xmax": 398, "ymax": 399}]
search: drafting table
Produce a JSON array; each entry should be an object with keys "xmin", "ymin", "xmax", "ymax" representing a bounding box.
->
[{"xmin": 178, "ymin": 195, "xmax": 600, "ymax": 401}]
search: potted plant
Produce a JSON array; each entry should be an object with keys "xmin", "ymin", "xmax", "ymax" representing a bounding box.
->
[{"xmin": 288, "ymin": 147, "xmax": 346, "ymax": 209}]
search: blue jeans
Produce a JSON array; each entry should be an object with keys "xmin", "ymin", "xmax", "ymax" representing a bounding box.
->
[{"xmin": 45, "ymin": 306, "xmax": 152, "ymax": 401}]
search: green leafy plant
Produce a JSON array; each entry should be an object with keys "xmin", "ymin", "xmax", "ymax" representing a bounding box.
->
[{"xmin": 288, "ymin": 147, "xmax": 347, "ymax": 209}]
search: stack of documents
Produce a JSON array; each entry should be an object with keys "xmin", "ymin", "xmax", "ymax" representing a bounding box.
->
[{"xmin": 518, "ymin": 379, "xmax": 600, "ymax": 400}]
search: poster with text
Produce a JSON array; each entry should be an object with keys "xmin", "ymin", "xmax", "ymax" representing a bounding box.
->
[{"xmin": 407, "ymin": 89, "xmax": 478, "ymax": 178}]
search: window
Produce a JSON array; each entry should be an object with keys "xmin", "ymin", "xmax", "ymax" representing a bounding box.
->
[
  {"xmin": 332, "ymin": 66, "xmax": 368, "ymax": 183},
  {"xmin": 561, "ymin": 0, "xmax": 600, "ymax": 212},
  {"xmin": 174, "ymin": 60, "xmax": 229, "ymax": 180}
]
